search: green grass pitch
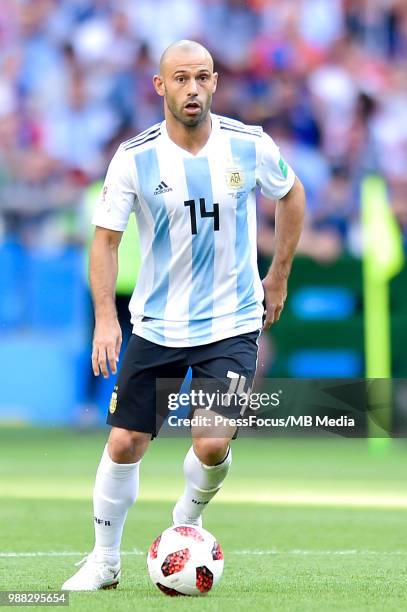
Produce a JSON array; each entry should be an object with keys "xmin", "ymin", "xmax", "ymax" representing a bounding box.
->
[{"xmin": 1, "ymin": 428, "xmax": 407, "ymax": 611}]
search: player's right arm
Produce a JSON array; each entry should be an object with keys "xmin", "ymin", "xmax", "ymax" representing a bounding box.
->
[
  {"xmin": 89, "ymin": 227, "xmax": 123, "ymax": 378},
  {"xmin": 89, "ymin": 144, "xmax": 137, "ymax": 378}
]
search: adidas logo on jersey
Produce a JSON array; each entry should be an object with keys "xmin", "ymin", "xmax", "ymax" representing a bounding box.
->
[{"xmin": 154, "ymin": 181, "xmax": 173, "ymax": 195}]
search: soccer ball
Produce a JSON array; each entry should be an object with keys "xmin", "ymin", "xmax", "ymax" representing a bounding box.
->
[{"xmin": 147, "ymin": 524, "xmax": 224, "ymax": 596}]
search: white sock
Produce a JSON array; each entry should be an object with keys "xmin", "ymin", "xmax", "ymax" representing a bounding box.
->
[
  {"xmin": 177, "ymin": 446, "xmax": 232, "ymax": 521},
  {"xmin": 92, "ymin": 445, "xmax": 140, "ymax": 563}
]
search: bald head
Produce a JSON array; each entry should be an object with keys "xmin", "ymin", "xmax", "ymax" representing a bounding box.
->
[
  {"xmin": 159, "ymin": 40, "xmax": 214, "ymax": 75},
  {"xmin": 153, "ymin": 40, "xmax": 217, "ymax": 130}
]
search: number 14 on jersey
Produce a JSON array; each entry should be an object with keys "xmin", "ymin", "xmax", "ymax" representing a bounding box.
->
[{"xmin": 184, "ymin": 198, "xmax": 220, "ymax": 235}]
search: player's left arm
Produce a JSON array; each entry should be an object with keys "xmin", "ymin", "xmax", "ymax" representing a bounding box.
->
[{"xmin": 262, "ymin": 177, "xmax": 305, "ymax": 329}]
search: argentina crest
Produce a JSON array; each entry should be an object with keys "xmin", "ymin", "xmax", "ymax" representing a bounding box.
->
[
  {"xmin": 109, "ymin": 386, "xmax": 118, "ymax": 414},
  {"xmin": 225, "ymin": 162, "xmax": 245, "ymax": 190}
]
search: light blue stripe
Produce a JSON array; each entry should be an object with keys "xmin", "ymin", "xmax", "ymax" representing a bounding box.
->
[
  {"xmin": 184, "ymin": 157, "xmax": 215, "ymax": 344},
  {"xmin": 230, "ymin": 138, "xmax": 257, "ymax": 313},
  {"xmin": 134, "ymin": 149, "xmax": 171, "ymax": 334}
]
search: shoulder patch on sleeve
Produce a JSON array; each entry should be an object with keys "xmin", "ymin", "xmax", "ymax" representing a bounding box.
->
[{"xmin": 279, "ymin": 156, "xmax": 288, "ymax": 179}]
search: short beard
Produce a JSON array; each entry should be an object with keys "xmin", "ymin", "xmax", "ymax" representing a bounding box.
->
[{"xmin": 166, "ymin": 97, "xmax": 211, "ymax": 129}]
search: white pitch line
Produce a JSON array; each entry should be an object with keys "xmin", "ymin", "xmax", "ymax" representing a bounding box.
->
[
  {"xmin": 232, "ymin": 550, "xmax": 407, "ymax": 556},
  {"xmin": 0, "ymin": 551, "xmax": 145, "ymax": 558},
  {"xmin": 2, "ymin": 550, "xmax": 407, "ymax": 558}
]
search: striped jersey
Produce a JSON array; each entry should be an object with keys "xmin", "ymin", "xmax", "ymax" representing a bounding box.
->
[{"xmin": 92, "ymin": 114, "xmax": 296, "ymax": 347}]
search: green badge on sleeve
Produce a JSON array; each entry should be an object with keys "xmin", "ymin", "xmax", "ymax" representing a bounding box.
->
[{"xmin": 279, "ymin": 157, "xmax": 288, "ymax": 179}]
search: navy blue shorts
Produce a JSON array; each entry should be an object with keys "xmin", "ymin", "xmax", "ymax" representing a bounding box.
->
[{"xmin": 107, "ymin": 331, "xmax": 260, "ymax": 437}]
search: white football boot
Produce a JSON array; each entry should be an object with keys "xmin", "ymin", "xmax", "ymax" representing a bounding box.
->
[
  {"xmin": 172, "ymin": 500, "xmax": 203, "ymax": 528},
  {"xmin": 61, "ymin": 552, "xmax": 120, "ymax": 591}
]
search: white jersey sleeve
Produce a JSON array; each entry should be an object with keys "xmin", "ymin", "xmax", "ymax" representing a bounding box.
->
[
  {"xmin": 92, "ymin": 145, "xmax": 137, "ymax": 231},
  {"xmin": 256, "ymin": 132, "xmax": 296, "ymax": 200}
]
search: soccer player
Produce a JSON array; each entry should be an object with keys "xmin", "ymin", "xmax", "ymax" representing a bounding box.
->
[{"xmin": 62, "ymin": 40, "xmax": 305, "ymax": 591}]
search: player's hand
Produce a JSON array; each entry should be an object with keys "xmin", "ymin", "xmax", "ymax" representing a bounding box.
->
[
  {"xmin": 92, "ymin": 318, "xmax": 122, "ymax": 378},
  {"xmin": 262, "ymin": 276, "xmax": 287, "ymax": 331}
]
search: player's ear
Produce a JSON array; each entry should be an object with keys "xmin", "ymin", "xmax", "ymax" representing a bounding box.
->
[
  {"xmin": 153, "ymin": 74, "xmax": 165, "ymax": 97},
  {"xmin": 212, "ymin": 72, "xmax": 218, "ymax": 93}
]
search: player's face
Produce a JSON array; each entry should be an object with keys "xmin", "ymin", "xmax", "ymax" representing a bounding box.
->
[{"xmin": 154, "ymin": 54, "xmax": 218, "ymax": 128}]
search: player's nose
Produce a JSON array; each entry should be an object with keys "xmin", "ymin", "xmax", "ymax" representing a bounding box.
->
[{"xmin": 187, "ymin": 78, "xmax": 199, "ymax": 95}]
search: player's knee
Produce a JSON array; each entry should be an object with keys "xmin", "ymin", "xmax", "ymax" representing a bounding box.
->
[
  {"xmin": 108, "ymin": 427, "xmax": 151, "ymax": 463},
  {"xmin": 193, "ymin": 438, "xmax": 229, "ymax": 466}
]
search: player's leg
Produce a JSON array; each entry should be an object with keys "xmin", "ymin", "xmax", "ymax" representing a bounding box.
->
[
  {"xmin": 172, "ymin": 430, "xmax": 234, "ymax": 526},
  {"xmin": 92, "ymin": 427, "xmax": 151, "ymax": 565},
  {"xmin": 98, "ymin": 338, "xmax": 187, "ymax": 553},
  {"xmin": 62, "ymin": 334, "xmax": 186, "ymax": 590},
  {"xmin": 61, "ymin": 427, "xmax": 150, "ymax": 592},
  {"xmin": 173, "ymin": 331, "xmax": 259, "ymax": 526}
]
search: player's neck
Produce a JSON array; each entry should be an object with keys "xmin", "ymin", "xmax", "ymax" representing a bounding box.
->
[{"xmin": 165, "ymin": 113, "xmax": 212, "ymax": 156}]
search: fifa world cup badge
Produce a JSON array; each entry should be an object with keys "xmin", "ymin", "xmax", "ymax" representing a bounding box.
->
[{"xmin": 109, "ymin": 387, "xmax": 118, "ymax": 414}]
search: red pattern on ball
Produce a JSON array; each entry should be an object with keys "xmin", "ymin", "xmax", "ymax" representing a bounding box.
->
[
  {"xmin": 173, "ymin": 526, "xmax": 204, "ymax": 541},
  {"xmin": 211, "ymin": 541, "xmax": 224, "ymax": 561},
  {"xmin": 161, "ymin": 548, "xmax": 191, "ymax": 576},
  {"xmin": 149, "ymin": 534, "xmax": 161, "ymax": 559},
  {"xmin": 196, "ymin": 565, "xmax": 214, "ymax": 593},
  {"xmin": 156, "ymin": 583, "xmax": 186, "ymax": 597}
]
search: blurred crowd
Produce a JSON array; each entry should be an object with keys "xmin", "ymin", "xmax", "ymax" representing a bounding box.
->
[{"xmin": 1, "ymin": 0, "xmax": 407, "ymax": 258}]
